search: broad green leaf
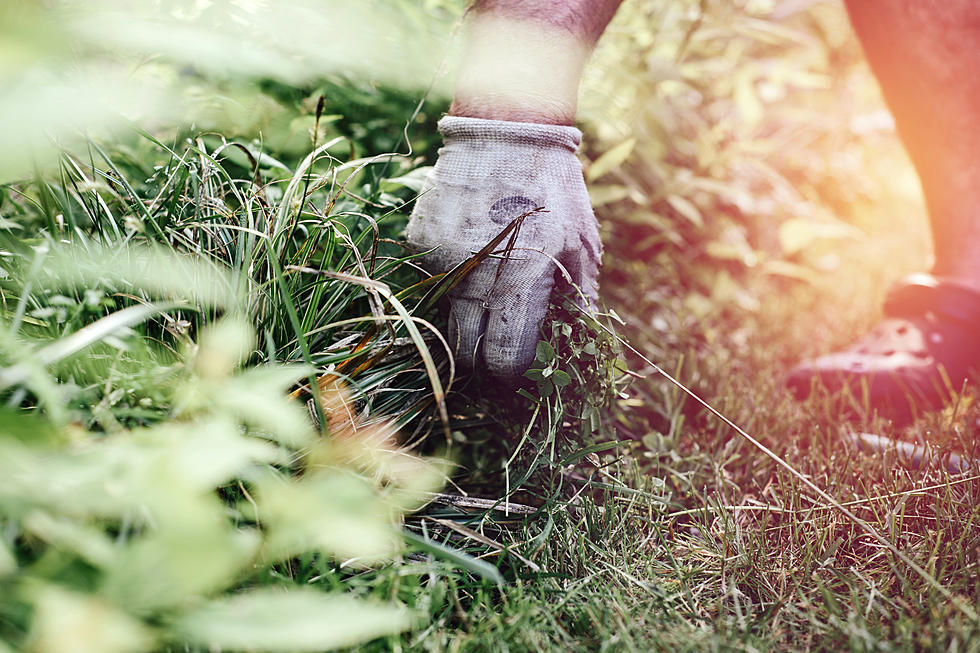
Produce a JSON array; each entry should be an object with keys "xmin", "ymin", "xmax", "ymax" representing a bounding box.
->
[
  {"xmin": 552, "ymin": 370, "xmax": 572, "ymax": 387},
  {"xmin": 0, "ymin": 4, "xmax": 71, "ymax": 75},
  {"xmin": 0, "ymin": 441, "xmax": 147, "ymax": 518},
  {"xmin": 149, "ymin": 418, "xmax": 289, "ymax": 490},
  {"xmin": 778, "ymin": 217, "xmax": 863, "ymax": 255},
  {"xmin": 0, "ymin": 0, "xmax": 460, "ymax": 180},
  {"xmin": 257, "ymin": 471, "xmax": 398, "ymax": 564},
  {"xmin": 0, "ymin": 538, "xmax": 15, "ymax": 577},
  {"xmin": 25, "ymin": 585, "xmax": 154, "ymax": 653},
  {"xmin": 524, "ymin": 368, "xmax": 544, "ymax": 382},
  {"xmin": 210, "ymin": 366, "xmax": 316, "ymax": 447},
  {"xmin": 0, "ymin": 419, "xmax": 282, "ymax": 520},
  {"xmin": 192, "ymin": 317, "xmax": 256, "ymax": 380},
  {"xmin": 175, "ymin": 588, "xmax": 416, "ymax": 653},
  {"xmin": 535, "ymin": 341, "xmax": 556, "ymax": 363},
  {"xmin": 101, "ymin": 494, "xmax": 259, "ymax": 612},
  {"xmin": 0, "ymin": 69, "xmax": 172, "ymax": 182},
  {"xmin": 665, "ymin": 194, "xmax": 703, "ymax": 227},
  {"xmin": 71, "ymin": 9, "xmax": 305, "ymax": 82},
  {"xmin": 0, "ymin": 302, "xmax": 183, "ymax": 391},
  {"xmin": 382, "ymin": 167, "xmax": 433, "ymax": 193},
  {"xmin": 0, "ymin": 406, "xmax": 63, "ymax": 446},
  {"xmin": 23, "ymin": 511, "xmax": 116, "ymax": 568},
  {"xmin": 39, "ymin": 244, "xmax": 241, "ymax": 311},
  {"xmin": 586, "ymin": 137, "xmax": 636, "ymax": 182}
]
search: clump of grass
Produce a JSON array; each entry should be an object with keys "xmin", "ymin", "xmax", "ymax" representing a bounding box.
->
[
  {"xmin": 2, "ymin": 115, "xmax": 455, "ymax": 422},
  {"xmin": 0, "ymin": 96, "xmax": 507, "ymax": 650},
  {"xmin": 5, "ymin": 0, "xmax": 980, "ymax": 646},
  {"xmin": 379, "ymin": 0, "xmax": 980, "ymax": 648}
]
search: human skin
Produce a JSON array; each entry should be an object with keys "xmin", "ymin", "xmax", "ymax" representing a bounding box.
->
[
  {"xmin": 449, "ymin": 0, "xmax": 624, "ymax": 125},
  {"xmin": 843, "ymin": 0, "xmax": 980, "ymax": 291},
  {"xmin": 452, "ymin": 0, "xmax": 980, "ymax": 291}
]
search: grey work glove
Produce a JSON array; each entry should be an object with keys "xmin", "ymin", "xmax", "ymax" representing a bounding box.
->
[{"xmin": 405, "ymin": 116, "xmax": 602, "ymax": 380}]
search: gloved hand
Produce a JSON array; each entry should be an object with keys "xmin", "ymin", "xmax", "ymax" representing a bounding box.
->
[{"xmin": 406, "ymin": 116, "xmax": 602, "ymax": 380}]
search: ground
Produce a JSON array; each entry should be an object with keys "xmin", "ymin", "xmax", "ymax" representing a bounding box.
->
[{"xmin": 3, "ymin": 1, "xmax": 980, "ymax": 652}]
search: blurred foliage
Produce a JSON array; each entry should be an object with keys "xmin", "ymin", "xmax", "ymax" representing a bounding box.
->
[
  {"xmin": 0, "ymin": 256, "xmax": 442, "ymax": 650},
  {"xmin": 0, "ymin": 3, "xmax": 475, "ymax": 650},
  {"xmin": 580, "ymin": 0, "xmax": 928, "ymax": 329},
  {"xmin": 0, "ymin": 63, "xmax": 466, "ymax": 430},
  {"xmin": 0, "ymin": 0, "xmax": 463, "ymax": 180},
  {"xmin": 0, "ymin": 0, "xmax": 956, "ymax": 650}
]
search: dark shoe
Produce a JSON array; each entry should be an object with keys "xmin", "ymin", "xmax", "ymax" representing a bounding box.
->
[{"xmin": 786, "ymin": 274, "xmax": 980, "ymax": 423}]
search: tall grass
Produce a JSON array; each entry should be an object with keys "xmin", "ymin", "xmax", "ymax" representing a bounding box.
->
[
  {"xmin": 0, "ymin": 86, "xmax": 473, "ymax": 647},
  {"xmin": 4, "ymin": 1, "xmax": 980, "ymax": 651},
  {"xmin": 0, "ymin": 73, "xmax": 638, "ymax": 646}
]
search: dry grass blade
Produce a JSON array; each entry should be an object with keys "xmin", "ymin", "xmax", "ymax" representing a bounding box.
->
[
  {"xmin": 285, "ymin": 266, "xmax": 453, "ymax": 445},
  {"xmin": 420, "ymin": 493, "xmax": 539, "ymax": 516},
  {"xmin": 414, "ymin": 208, "xmax": 542, "ymax": 317},
  {"xmin": 0, "ymin": 301, "xmax": 185, "ymax": 390},
  {"xmin": 426, "ymin": 517, "xmax": 541, "ymax": 573},
  {"xmin": 598, "ymin": 319, "xmax": 980, "ymax": 624}
]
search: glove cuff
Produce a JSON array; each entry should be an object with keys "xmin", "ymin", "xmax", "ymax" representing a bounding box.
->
[{"xmin": 438, "ymin": 116, "xmax": 582, "ymax": 152}]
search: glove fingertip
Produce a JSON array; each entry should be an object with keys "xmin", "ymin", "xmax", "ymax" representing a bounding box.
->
[
  {"xmin": 482, "ymin": 281, "xmax": 553, "ymax": 383},
  {"xmin": 483, "ymin": 342, "xmax": 537, "ymax": 382},
  {"xmin": 557, "ymin": 249, "xmax": 601, "ymax": 312},
  {"xmin": 448, "ymin": 297, "xmax": 487, "ymax": 372}
]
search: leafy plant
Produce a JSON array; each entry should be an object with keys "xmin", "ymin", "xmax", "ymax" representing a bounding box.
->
[
  {"xmin": 580, "ymin": 0, "xmax": 921, "ymax": 312},
  {"xmin": 0, "ymin": 67, "xmax": 472, "ymax": 651},
  {"xmin": 0, "ymin": 243, "xmax": 448, "ymax": 651}
]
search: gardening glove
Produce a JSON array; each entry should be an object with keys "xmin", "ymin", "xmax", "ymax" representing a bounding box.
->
[{"xmin": 405, "ymin": 116, "xmax": 602, "ymax": 380}]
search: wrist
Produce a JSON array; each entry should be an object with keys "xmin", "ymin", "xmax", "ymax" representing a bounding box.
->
[
  {"xmin": 449, "ymin": 97, "xmax": 575, "ymax": 126},
  {"xmin": 437, "ymin": 115, "xmax": 582, "ymax": 151},
  {"xmin": 450, "ymin": 13, "xmax": 589, "ymax": 126}
]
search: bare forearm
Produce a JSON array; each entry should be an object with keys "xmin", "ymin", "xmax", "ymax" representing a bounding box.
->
[
  {"xmin": 450, "ymin": 0, "xmax": 625, "ymax": 125},
  {"xmin": 467, "ymin": 0, "xmax": 623, "ymax": 43}
]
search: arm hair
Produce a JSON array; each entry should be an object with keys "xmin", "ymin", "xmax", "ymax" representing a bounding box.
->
[{"xmin": 470, "ymin": 0, "xmax": 625, "ymax": 44}]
